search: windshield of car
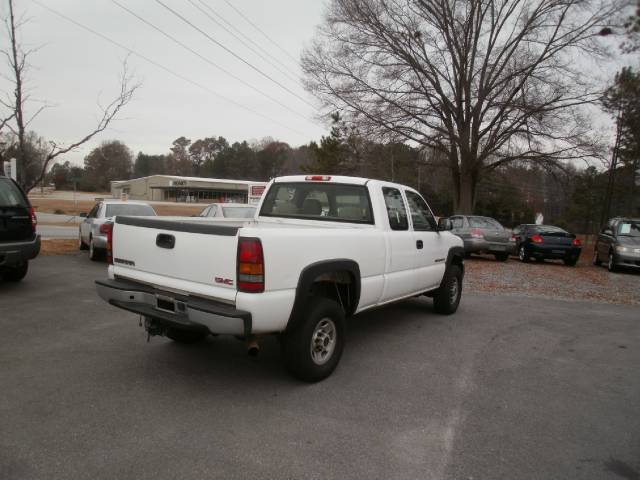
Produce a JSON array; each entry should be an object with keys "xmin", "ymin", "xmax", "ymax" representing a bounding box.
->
[
  {"xmin": 260, "ymin": 182, "xmax": 373, "ymax": 224},
  {"xmin": 617, "ymin": 221, "xmax": 640, "ymax": 237},
  {"xmin": 105, "ymin": 204, "xmax": 156, "ymax": 217},
  {"xmin": 469, "ymin": 216, "xmax": 503, "ymax": 229},
  {"xmin": 0, "ymin": 178, "xmax": 28, "ymax": 208},
  {"xmin": 221, "ymin": 206, "xmax": 256, "ymax": 218}
]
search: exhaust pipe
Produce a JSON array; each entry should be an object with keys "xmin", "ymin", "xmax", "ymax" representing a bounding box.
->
[{"xmin": 247, "ymin": 338, "xmax": 260, "ymax": 357}]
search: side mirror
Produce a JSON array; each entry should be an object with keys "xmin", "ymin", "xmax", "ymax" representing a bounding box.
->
[
  {"xmin": 603, "ymin": 228, "xmax": 613, "ymax": 236},
  {"xmin": 79, "ymin": 212, "xmax": 87, "ymax": 218},
  {"xmin": 438, "ymin": 218, "xmax": 453, "ymax": 231}
]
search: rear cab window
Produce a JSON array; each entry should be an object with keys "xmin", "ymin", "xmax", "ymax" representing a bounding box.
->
[
  {"xmin": 382, "ymin": 187, "xmax": 408, "ymax": 230},
  {"xmin": 260, "ymin": 182, "xmax": 373, "ymax": 224},
  {"xmin": 0, "ymin": 178, "xmax": 29, "ymax": 208}
]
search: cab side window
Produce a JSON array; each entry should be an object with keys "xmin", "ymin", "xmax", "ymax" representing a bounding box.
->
[
  {"xmin": 382, "ymin": 187, "xmax": 408, "ymax": 231},
  {"xmin": 405, "ymin": 191, "xmax": 436, "ymax": 231}
]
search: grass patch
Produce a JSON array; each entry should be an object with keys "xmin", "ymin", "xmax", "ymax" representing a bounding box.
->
[{"xmin": 40, "ymin": 239, "xmax": 78, "ymax": 256}]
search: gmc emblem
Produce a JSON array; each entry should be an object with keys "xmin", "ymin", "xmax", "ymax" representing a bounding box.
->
[{"xmin": 215, "ymin": 277, "xmax": 234, "ymax": 286}]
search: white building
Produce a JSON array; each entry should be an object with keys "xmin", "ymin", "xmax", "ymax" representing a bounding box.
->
[{"xmin": 110, "ymin": 175, "xmax": 266, "ymax": 204}]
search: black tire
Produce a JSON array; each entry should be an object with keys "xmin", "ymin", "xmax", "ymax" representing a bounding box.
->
[
  {"xmin": 166, "ymin": 328, "xmax": 209, "ymax": 344},
  {"xmin": 494, "ymin": 252, "xmax": 509, "ymax": 262},
  {"xmin": 607, "ymin": 252, "xmax": 618, "ymax": 273},
  {"xmin": 433, "ymin": 264, "xmax": 463, "ymax": 315},
  {"xmin": 88, "ymin": 238, "xmax": 101, "ymax": 261},
  {"xmin": 1, "ymin": 261, "xmax": 29, "ymax": 282},
  {"xmin": 564, "ymin": 257, "xmax": 578, "ymax": 267},
  {"xmin": 518, "ymin": 245, "xmax": 530, "ymax": 263},
  {"xmin": 592, "ymin": 248, "xmax": 601, "ymax": 266},
  {"xmin": 281, "ymin": 297, "xmax": 345, "ymax": 382},
  {"xmin": 79, "ymin": 232, "xmax": 88, "ymax": 250}
]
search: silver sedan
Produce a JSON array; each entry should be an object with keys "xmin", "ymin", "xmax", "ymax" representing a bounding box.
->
[{"xmin": 79, "ymin": 200, "xmax": 156, "ymax": 260}]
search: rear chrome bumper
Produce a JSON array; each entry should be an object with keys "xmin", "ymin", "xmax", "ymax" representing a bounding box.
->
[{"xmin": 95, "ymin": 278, "xmax": 251, "ymax": 336}]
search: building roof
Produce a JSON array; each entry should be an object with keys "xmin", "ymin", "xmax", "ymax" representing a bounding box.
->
[{"xmin": 111, "ymin": 175, "xmax": 266, "ymax": 186}]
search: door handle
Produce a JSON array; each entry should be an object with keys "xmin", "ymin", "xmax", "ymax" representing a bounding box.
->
[{"xmin": 416, "ymin": 240, "xmax": 423, "ymax": 249}]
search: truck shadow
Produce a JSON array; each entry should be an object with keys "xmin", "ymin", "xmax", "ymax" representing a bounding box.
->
[{"xmin": 134, "ymin": 296, "xmax": 448, "ymax": 387}]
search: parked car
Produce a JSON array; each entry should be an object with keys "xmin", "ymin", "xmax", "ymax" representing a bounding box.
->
[
  {"xmin": 446, "ymin": 215, "xmax": 511, "ymax": 261},
  {"xmin": 198, "ymin": 203, "xmax": 256, "ymax": 219},
  {"xmin": 593, "ymin": 217, "xmax": 640, "ymax": 272},
  {"xmin": 511, "ymin": 224, "xmax": 582, "ymax": 266},
  {"xmin": 79, "ymin": 200, "xmax": 156, "ymax": 261},
  {"xmin": 96, "ymin": 175, "xmax": 465, "ymax": 382},
  {"xmin": 0, "ymin": 174, "xmax": 40, "ymax": 281}
]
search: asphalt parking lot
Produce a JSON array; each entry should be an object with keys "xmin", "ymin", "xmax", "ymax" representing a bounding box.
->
[{"xmin": 1, "ymin": 255, "xmax": 639, "ymax": 480}]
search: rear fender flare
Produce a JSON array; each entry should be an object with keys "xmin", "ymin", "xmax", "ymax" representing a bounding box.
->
[{"xmin": 286, "ymin": 259, "xmax": 361, "ymax": 333}]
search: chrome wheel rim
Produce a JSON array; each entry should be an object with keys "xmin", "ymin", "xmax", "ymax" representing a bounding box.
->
[
  {"xmin": 310, "ymin": 318, "xmax": 337, "ymax": 366},
  {"xmin": 449, "ymin": 277, "xmax": 459, "ymax": 304},
  {"xmin": 519, "ymin": 246, "xmax": 525, "ymax": 261},
  {"xmin": 608, "ymin": 254, "xmax": 614, "ymax": 270},
  {"xmin": 89, "ymin": 241, "xmax": 94, "ymax": 258}
]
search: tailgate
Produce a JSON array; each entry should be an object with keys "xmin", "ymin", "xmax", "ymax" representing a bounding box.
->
[{"xmin": 111, "ymin": 216, "xmax": 240, "ymax": 301}]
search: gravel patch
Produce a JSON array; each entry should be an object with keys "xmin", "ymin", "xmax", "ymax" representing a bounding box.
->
[{"xmin": 464, "ymin": 254, "xmax": 640, "ymax": 305}]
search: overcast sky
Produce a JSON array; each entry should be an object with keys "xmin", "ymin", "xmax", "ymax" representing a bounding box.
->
[
  {"xmin": 0, "ymin": 1, "xmax": 634, "ymax": 169},
  {"xmin": 1, "ymin": 0, "xmax": 328, "ymax": 165}
]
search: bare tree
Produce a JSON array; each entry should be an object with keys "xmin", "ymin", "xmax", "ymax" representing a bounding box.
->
[
  {"xmin": 1, "ymin": 0, "xmax": 139, "ymax": 192},
  {"xmin": 302, "ymin": 0, "xmax": 622, "ymax": 213}
]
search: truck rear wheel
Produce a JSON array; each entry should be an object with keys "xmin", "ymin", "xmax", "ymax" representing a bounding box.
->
[
  {"xmin": 281, "ymin": 297, "xmax": 345, "ymax": 382},
  {"xmin": 433, "ymin": 264, "xmax": 462, "ymax": 315}
]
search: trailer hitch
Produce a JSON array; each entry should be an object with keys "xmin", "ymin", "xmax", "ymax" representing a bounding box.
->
[{"xmin": 143, "ymin": 316, "xmax": 166, "ymax": 342}]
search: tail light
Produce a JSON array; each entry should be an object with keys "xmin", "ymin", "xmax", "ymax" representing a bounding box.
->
[
  {"xmin": 237, "ymin": 237, "xmax": 264, "ymax": 293},
  {"xmin": 531, "ymin": 234, "xmax": 544, "ymax": 244},
  {"xmin": 104, "ymin": 223, "xmax": 114, "ymax": 265},
  {"xmin": 510, "ymin": 234, "xmax": 517, "ymax": 242},
  {"xmin": 572, "ymin": 238, "xmax": 582, "ymax": 247},
  {"xmin": 305, "ymin": 175, "xmax": 331, "ymax": 181},
  {"xmin": 28, "ymin": 207, "xmax": 37, "ymax": 233},
  {"xmin": 470, "ymin": 228, "xmax": 483, "ymax": 239}
]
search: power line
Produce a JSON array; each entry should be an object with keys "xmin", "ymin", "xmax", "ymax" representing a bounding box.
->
[
  {"xmin": 222, "ymin": 0, "xmax": 300, "ymax": 66},
  {"xmin": 188, "ymin": 0, "xmax": 301, "ymax": 86},
  {"xmin": 110, "ymin": 0, "xmax": 310, "ymax": 123},
  {"xmin": 154, "ymin": 0, "xmax": 316, "ymax": 110},
  {"xmin": 30, "ymin": 0, "xmax": 307, "ymax": 136}
]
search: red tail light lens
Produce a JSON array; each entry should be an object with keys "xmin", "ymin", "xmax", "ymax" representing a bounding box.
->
[
  {"xmin": 510, "ymin": 234, "xmax": 517, "ymax": 242},
  {"xmin": 470, "ymin": 228, "xmax": 483, "ymax": 239},
  {"xmin": 237, "ymin": 237, "xmax": 264, "ymax": 293},
  {"xmin": 572, "ymin": 238, "xmax": 582, "ymax": 247},
  {"xmin": 531, "ymin": 234, "xmax": 543, "ymax": 244},
  {"xmin": 28, "ymin": 207, "xmax": 37, "ymax": 233},
  {"xmin": 104, "ymin": 223, "xmax": 114, "ymax": 265}
]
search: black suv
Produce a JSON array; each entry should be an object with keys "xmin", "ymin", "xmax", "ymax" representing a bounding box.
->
[
  {"xmin": 593, "ymin": 217, "xmax": 640, "ymax": 272},
  {"xmin": 0, "ymin": 175, "xmax": 40, "ymax": 281}
]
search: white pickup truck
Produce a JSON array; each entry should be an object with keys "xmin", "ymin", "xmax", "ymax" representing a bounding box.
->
[{"xmin": 96, "ymin": 175, "xmax": 464, "ymax": 381}]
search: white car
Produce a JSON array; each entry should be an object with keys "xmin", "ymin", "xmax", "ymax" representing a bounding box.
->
[
  {"xmin": 96, "ymin": 175, "xmax": 464, "ymax": 381},
  {"xmin": 79, "ymin": 200, "xmax": 156, "ymax": 261},
  {"xmin": 197, "ymin": 203, "xmax": 256, "ymax": 219}
]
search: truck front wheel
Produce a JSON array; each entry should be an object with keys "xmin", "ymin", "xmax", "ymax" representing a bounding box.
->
[
  {"xmin": 433, "ymin": 264, "xmax": 462, "ymax": 315},
  {"xmin": 281, "ymin": 297, "xmax": 345, "ymax": 382}
]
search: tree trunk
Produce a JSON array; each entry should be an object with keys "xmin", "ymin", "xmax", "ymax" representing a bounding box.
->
[{"xmin": 455, "ymin": 170, "xmax": 477, "ymax": 214}]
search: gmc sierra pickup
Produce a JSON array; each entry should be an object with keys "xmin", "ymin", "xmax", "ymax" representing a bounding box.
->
[{"xmin": 96, "ymin": 175, "xmax": 464, "ymax": 381}]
